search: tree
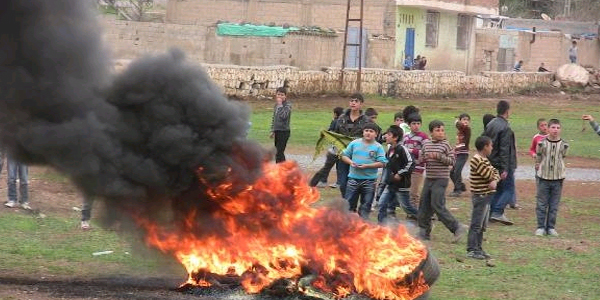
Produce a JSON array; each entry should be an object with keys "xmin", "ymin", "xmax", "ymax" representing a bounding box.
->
[
  {"xmin": 100, "ymin": 0, "xmax": 154, "ymax": 21},
  {"xmin": 500, "ymin": 0, "xmax": 600, "ymax": 21}
]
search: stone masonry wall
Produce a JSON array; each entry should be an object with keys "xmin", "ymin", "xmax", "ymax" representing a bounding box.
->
[
  {"xmin": 102, "ymin": 16, "xmax": 396, "ymax": 70},
  {"xmin": 165, "ymin": 0, "xmax": 396, "ymax": 36},
  {"xmin": 202, "ymin": 65, "xmax": 553, "ymax": 97}
]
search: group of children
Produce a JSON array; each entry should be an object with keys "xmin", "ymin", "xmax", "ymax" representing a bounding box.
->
[{"xmin": 311, "ymin": 94, "xmax": 572, "ymax": 261}]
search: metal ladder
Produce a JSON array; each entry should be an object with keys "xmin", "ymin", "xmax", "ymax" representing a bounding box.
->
[{"xmin": 340, "ymin": 0, "xmax": 364, "ymax": 92}]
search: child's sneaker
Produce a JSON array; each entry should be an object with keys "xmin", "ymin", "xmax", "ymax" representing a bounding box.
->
[
  {"xmin": 4, "ymin": 201, "xmax": 17, "ymax": 208},
  {"xmin": 81, "ymin": 221, "xmax": 91, "ymax": 230},
  {"xmin": 315, "ymin": 182, "xmax": 328, "ymax": 188},
  {"xmin": 20, "ymin": 202, "xmax": 32, "ymax": 210},
  {"xmin": 452, "ymin": 224, "xmax": 469, "ymax": 244},
  {"xmin": 534, "ymin": 228, "xmax": 546, "ymax": 236},
  {"xmin": 547, "ymin": 229, "xmax": 559, "ymax": 236},
  {"xmin": 328, "ymin": 183, "xmax": 339, "ymax": 188},
  {"xmin": 480, "ymin": 251, "xmax": 492, "ymax": 259},
  {"xmin": 467, "ymin": 251, "xmax": 486, "ymax": 260},
  {"xmin": 448, "ymin": 191, "xmax": 461, "ymax": 198}
]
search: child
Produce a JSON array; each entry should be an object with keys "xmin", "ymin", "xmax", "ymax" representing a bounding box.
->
[
  {"xmin": 394, "ymin": 111, "xmax": 411, "ymax": 137},
  {"xmin": 377, "ymin": 125, "xmax": 417, "ymax": 224},
  {"xmin": 482, "ymin": 113, "xmax": 495, "ymax": 131},
  {"xmin": 365, "ymin": 107, "xmax": 382, "ymax": 142},
  {"xmin": 529, "ymin": 118, "xmax": 548, "ymax": 158},
  {"xmin": 310, "ymin": 106, "xmax": 344, "ymax": 188},
  {"xmin": 534, "ymin": 119, "xmax": 569, "ymax": 236},
  {"xmin": 402, "ymin": 110, "xmax": 429, "ymax": 210},
  {"xmin": 269, "ymin": 87, "xmax": 292, "ymax": 163},
  {"xmin": 569, "ymin": 40, "xmax": 578, "ymax": 64},
  {"xmin": 417, "ymin": 120, "xmax": 467, "ymax": 242},
  {"xmin": 341, "ymin": 123, "xmax": 388, "ymax": 219},
  {"xmin": 467, "ymin": 136, "xmax": 500, "ymax": 260},
  {"xmin": 449, "ymin": 113, "xmax": 471, "ymax": 197}
]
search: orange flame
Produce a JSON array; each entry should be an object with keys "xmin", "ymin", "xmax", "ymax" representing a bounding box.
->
[{"xmin": 139, "ymin": 161, "xmax": 430, "ymax": 299}]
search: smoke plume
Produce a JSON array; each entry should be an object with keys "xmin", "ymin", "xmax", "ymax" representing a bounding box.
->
[{"xmin": 0, "ymin": 0, "xmax": 265, "ymax": 223}]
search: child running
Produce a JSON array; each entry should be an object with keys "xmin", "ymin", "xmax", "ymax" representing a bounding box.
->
[
  {"xmin": 377, "ymin": 125, "xmax": 417, "ymax": 224},
  {"xmin": 417, "ymin": 120, "xmax": 467, "ymax": 242}
]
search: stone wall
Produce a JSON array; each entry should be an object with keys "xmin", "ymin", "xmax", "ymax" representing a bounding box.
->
[
  {"xmin": 474, "ymin": 28, "xmax": 600, "ymax": 73},
  {"xmin": 202, "ymin": 65, "xmax": 553, "ymax": 97},
  {"xmin": 102, "ymin": 16, "xmax": 396, "ymax": 70},
  {"xmin": 166, "ymin": 0, "xmax": 397, "ymax": 36}
]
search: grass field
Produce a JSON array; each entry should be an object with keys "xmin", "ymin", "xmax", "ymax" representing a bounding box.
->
[
  {"xmin": 247, "ymin": 95, "xmax": 600, "ymax": 158},
  {"xmin": 1, "ymin": 94, "xmax": 600, "ymax": 300}
]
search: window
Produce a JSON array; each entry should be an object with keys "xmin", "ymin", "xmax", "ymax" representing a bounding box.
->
[
  {"xmin": 425, "ymin": 11, "xmax": 439, "ymax": 48},
  {"xmin": 456, "ymin": 14, "xmax": 472, "ymax": 50}
]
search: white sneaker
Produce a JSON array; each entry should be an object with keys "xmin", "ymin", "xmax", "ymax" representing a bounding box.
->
[
  {"xmin": 20, "ymin": 202, "xmax": 32, "ymax": 210},
  {"xmin": 4, "ymin": 201, "xmax": 17, "ymax": 208},
  {"xmin": 329, "ymin": 183, "xmax": 339, "ymax": 188},
  {"xmin": 81, "ymin": 221, "xmax": 91, "ymax": 230},
  {"xmin": 547, "ymin": 229, "xmax": 559, "ymax": 236},
  {"xmin": 316, "ymin": 182, "xmax": 328, "ymax": 188},
  {"xmin": 534, "ymin": 228, "xmax": 545, "ymax": 236}
]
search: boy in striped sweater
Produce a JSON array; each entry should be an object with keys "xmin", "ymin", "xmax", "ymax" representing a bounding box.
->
[
  {"xmin": 467, "ymin": 136, "xmax": 500, "ymax": 260},
  {"xmin": 417, "ymin": 120, "xmax": 467, "ymax": 242},
  {"xmin": 534, "ymin": 118, "xmax": 569, "ymax": 237}
]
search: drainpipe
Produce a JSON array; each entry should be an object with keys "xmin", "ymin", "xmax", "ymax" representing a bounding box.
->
[{"xmin": 530, "ymin": 26, "xmax": 536, "ymax": 44}]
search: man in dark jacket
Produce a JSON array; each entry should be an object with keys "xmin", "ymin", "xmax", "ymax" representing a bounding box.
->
[
  {"xmin": 484, "ymin": 100, "xmax": 517, "ymax": 225},
  {"xmin": 333, "ymin": 93, "xmax": 370, "ymax": 198}
]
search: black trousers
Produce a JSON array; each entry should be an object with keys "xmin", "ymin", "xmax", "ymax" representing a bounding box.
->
[
  {"xmin": 274, "ymin": 130, "xmax": 290, "ymax": 163},
  {"xmin": 309, "ymin": 152, "xmax": 338, "ymax": 186}
]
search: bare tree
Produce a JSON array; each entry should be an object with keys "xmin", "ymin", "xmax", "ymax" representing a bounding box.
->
[
  {"xmin": 127, "ymin": 0, "xmax": 154, "ymax": 21},
  {"xmin": 100, "ymin": 0, "xmax": 154, "ymax": 21}
]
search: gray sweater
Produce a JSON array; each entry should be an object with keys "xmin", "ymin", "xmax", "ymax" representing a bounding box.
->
[{"xmin": 270, "ymin": 101, "xmax": 292, "ymax": 131}]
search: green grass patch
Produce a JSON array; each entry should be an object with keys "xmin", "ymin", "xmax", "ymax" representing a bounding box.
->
[{"xmin": 248, "ymin": 95, "xmax": 600, "ymax": 158}]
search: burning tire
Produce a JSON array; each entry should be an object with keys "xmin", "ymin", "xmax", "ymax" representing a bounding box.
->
[{"xmin": 412, "ymin": 251, "xmax": 440, "ymax": 300}]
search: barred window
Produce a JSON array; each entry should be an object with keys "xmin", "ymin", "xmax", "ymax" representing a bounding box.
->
[
  {"xmin": 426, "ymin": 11, "xmax": 439, "ymax": 48},
  {"xmin": 456, "ymin": 14, "xmax": 472, "ymax": 50}
]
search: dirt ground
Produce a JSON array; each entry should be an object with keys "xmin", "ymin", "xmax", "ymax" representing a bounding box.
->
[{"xmin": 1, "ymin": 94, "xmax": 599, "ymax": 300}]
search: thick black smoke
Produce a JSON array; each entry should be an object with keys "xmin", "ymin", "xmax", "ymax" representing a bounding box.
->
[{"xmin": 0, "ymin": 0, "xmax": 265, "ymax": 222}]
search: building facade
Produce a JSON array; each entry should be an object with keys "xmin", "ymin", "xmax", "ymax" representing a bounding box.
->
[{"xmin": 395, "ymin": 0, "xmax": 498, "ymax": 73}]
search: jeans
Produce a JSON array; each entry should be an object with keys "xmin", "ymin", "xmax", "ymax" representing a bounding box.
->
[
  {"xmin": 491, "ymin": 169, "xmax": 515, "ymax": 216},
  {"xmin": 337, "ymin": 161, "xmax": 350, "ymax": 198},
  {"xmin": 569, "ymin": 55, "xmax": 577, "ymax": 63},
  {"xmin": 309, "ymin": 152, "xmax": 338, "ymax": 186},
  {"xmin": 536, "ymin": 178, "xmax": 563, "ymax": 230},
  {"xmin": 374, "ymin": 169, "xmax": 388, "ymax": 204},
  {"xmin": 417, "ymin": 178, "xmax": 459, "ymax": 238},
  {"xmin": 345, "ymin": 178, "xmax": 376, "ymax": 219},
  {"xmin": 7, "ymin": 158, "xmax": 28, "ymax": 204},
  {"xmin": 274, "ymin": 130, "xmax": 290, "ymax": 163},
  {"xmin": 467, "ymin": 193, "xmax": 492, "ymax": 253},
  {"xmin": 0, "ymin": 148, "xmax": 5, "ymax": 174},
  {"xmin": 378, "ymin": 188, "xmax": 417, "ymax": 223},
  {"xmin": 450, "ymin": 153, "xmax": 468, "ymax": 192},
  {"xmin": 81, "ymin": 195, "xmax": 95, "ymax": 221}
]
